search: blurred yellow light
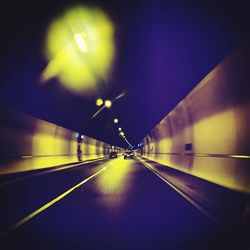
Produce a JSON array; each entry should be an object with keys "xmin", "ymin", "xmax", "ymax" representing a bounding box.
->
[
  {"xmin": 41, "ymin": 5, "xmax": 115, "ymax": 95},
  {"xmin": 96, "ymin": 158, "xmax": 132, "ymax": 209},
  {"xmin": 104, "ymin": 100, "xmax": 112, "ymax": 108},
  {"xmin": 96, "ymin": 98, "xmax": 103, "ymax": 106},
  {"xmin": 114, "ymin": 118, "xmax": 118, "ymax": 123},
  {"xmin": 119, "ymin": 131, "xmax": 125, "ymax": 137}
]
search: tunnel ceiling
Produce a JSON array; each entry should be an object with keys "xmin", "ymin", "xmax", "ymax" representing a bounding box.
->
[{"xmin": 1, "ymin": 0, "xmax": 250, "ymax": 148}]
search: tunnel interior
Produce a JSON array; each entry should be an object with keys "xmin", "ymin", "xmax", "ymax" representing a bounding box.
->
[{"xmin": 0, "ymin": 0, "xmax": 250, "ymax": 249}]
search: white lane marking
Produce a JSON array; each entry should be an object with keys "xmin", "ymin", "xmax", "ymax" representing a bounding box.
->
[
  {"xmin": 0, "ymin": 157, "xmax": 107, "ymax": 187},
  {"xmin": 0, "ymin": 166, "xmax": 109, "ymax": 238},
  {"xmin": 137, "ymin": 157, "xmax": 220, "ymax": 225}
]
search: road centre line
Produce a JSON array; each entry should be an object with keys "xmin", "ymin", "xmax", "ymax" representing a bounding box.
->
[{"xmin": 0, "ymin": 165, "xmax": 110, "ymax": 238}]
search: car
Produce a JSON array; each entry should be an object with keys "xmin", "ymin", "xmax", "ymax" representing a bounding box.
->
[
  {"xmin": 124, "ymin": 151, "xmax": 134, "ymax": 159},
  {"xmin": 109, "ymin": 151, "xmax": 118, "ymax": 158}
]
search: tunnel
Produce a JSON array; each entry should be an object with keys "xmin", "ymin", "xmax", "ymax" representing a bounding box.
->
[{"xmin": 0, "ymin": 1, "xmax": 250, "ymax": 250}]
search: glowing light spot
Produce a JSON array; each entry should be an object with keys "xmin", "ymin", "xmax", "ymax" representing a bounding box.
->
[
  {"xmin": 41, "ymin": 5, "xmax": 115, "ymax": 95},
  {"xmin": 118, "ymin": 127, "xmax": 122, "ymax": 131},
  {"xmin": 114, "ymin": 118, "xmax": 118, "ymax": 123},
  {"xmin": 21, "ymin": 156, "xmax": 32, "ymax": 159},
  {"xmin": 104, "ymin": 100, "xmax": 112, "ymax": 108},
  {"xmin": 96, "ymin": 98, "xmax": 103, "ymax": 106},
  {"xmin": 74, "ymin": 33, "xmax": 88, "ymax": 52}
]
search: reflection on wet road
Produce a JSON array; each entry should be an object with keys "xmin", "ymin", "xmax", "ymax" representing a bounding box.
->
[{"xmin": 0, "ymin": 156, "xmax": 245, "ymax": 249}]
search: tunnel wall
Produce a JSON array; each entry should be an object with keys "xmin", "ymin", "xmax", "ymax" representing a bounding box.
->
[
  {"xmin": 141, "ymin": 40, "xmax": 250, "ymax": 193},
  {"xmin": 0, "ymin": 106, "xmax": 110, "ymax": 174}
]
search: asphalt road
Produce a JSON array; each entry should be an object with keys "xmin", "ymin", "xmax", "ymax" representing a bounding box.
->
[{"xmin": 0, "ymin": 156, "xmax": 246, "ymax": 250}]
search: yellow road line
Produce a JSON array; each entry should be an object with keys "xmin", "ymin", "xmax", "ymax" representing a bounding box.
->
[
  {"xmin": 0, "ymin": 166, "xmax": 109, "ymax": 238},
  {"xmin": 0, "ymin": 157, "xmax": 107, "ymax": 187},
  {"xmin": 41, "ymin": 157, "xmax": 106, "ymax": 174},
  {"xmin": 137, "ymin": 157, "xmax": 220, "ymax": 225}
]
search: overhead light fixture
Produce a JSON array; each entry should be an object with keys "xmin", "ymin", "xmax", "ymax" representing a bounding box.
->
[
  {"xmin": 118, "ymin": 127, "xmax": 122, "ymax": 131},
  {"xmin": 114, "ymin": 118, "xmax": 118, "ymax": 123},
  {"xmin": 74, "ymin": 34, "xmax": 88, "ymax": 52},
  {"xmin": 104, "ymin": 100, "xmax": 112, "ymax": 108},
  {"xmin": 96, "ymin": 98, "xmax": 103, "ymax": 106}
]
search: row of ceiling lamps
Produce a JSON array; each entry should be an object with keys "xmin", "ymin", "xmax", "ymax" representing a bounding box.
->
[
  {"xmin": 114, "ymin": 118, "xmax": 132, "ymax": 148},
  {"xmin": 113, "ymin": 118, "xmax": 133, "ymax": 148},
  {"xmin": 95, "ymin": 97, "xmax": 133, "ymax": 148}
]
